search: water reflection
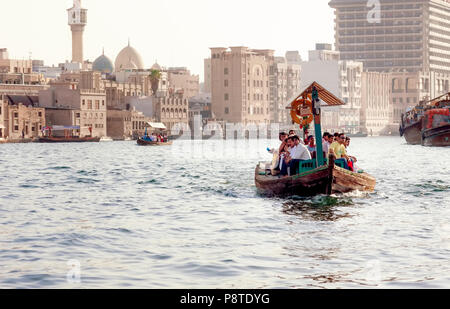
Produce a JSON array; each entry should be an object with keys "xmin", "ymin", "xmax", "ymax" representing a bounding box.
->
[{"xmin": 281, "ymin": 195, "xmax": 355, "ymax": 222}]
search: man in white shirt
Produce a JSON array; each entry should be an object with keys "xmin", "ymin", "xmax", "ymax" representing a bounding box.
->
[
  {"xmin": 280, "ymin": 136, "xmax": 312, "ymax": 176},
  {"xmin": 322, "ymin": 132, "xmax": 332, "ymax": 157}
]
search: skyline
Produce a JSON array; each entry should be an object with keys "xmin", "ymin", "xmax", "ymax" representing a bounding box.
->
[{"xmin": 1, "ymin": 0, "xmax": 335, "ymax": 80}]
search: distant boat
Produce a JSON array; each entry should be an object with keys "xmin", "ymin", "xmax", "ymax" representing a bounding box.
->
[
  {"xmin": 37, "ymin": 136, "xmax": 100, "ymax": 143},
  {"xmin": 100, "ymin": 136, "xmax": 114, "ymax": 142},
  {"xmin": 136, "ymin": 122, "xmax": 173, "ymax": 146},
  {"xmin": 136, "ymin": 138, "xmax": 173, "ymax": 146}
]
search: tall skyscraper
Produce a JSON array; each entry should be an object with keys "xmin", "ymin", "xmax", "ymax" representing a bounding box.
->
[
  {"xmin": 329, "ymin": 0, "xmax": 450, "ymax": 74},
  {"xmin": 67, "ymin": 0, "xmax": 87, "ymax": 64}
]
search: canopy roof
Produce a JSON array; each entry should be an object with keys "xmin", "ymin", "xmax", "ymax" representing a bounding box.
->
[
  {"xmin": 286, "ymin": 81, "xmax": 346, "ymax": 109},
  {"xmin": 0, "ymin": 124, "xmax": 5, "ymax": 129},
  {"xmin": 146, "ymin": 122, "xmax": 167, "ymax": 129},
  {"xmin": 48, "ymin": 126, "xmax": 80, "ymax": 131}
]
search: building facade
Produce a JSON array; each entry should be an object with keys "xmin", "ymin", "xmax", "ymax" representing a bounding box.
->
[
  {"xmin": 0, "ymin": 95, "xmax": 45, "ymax": 140},
  {"xmin": 329, "ymin": 0, "xmax": 450, "ymax": 123},
  {"xmin": 301, "ymin": 45, "xmax": 363, "ymax": 133},
  {"xmin": 210, "ymin": 47, "xmax": 275, "ymax": 124},
  {"xmin": 361, "ymin": 71, "xmax": 392, "ymax": 135},
  {"xmin": 167, "ymin": 67, "xmax": 200, "ymax": 99}
]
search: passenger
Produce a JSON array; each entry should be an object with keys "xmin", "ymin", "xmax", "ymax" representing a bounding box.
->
[
  {"xmin": 281, "ymin": 136, "xmax": 312, "ymax": 177},
  {"xmin": 307, "ymin": 137, "xmax": 317, "ymax": 159},
  {"xmin": 289, "ymin": 130, "xmax": 296, "ymax": 137},
  {"xmin": 344, "ymin": 137, "xmax": 358, "ymax": 166},
  {"xmin": 329, "ymin": 133, "xmax": 352, "ymax": 171},
  {"xmin": 322, "ymin": 132, "xmax": 332, "ymax": 157}
]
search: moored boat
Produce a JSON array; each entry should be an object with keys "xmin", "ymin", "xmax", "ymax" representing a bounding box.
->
[
  {"xmin": 37, "ymin": 136, "xmax": 100, "ymax": 143},
  {"xmin": 421, "ymin": 108, "xmax": 450, "ymax": 147},
  {"xmin": 400, "ymin": 93, "xmax": 450, "ymax": 147}
]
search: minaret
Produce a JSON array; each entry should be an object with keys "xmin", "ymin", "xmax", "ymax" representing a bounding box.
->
[{"xmin": 67, "ymin": 0, "xmax": 87, "ymax": 63}]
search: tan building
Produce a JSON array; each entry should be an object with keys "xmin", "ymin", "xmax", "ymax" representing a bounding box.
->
[
  {"xmin": 0, "ymin": 48, "xmax": 32, "ymax": 74},
  {"xmin": 210, "ymin": 47, "xmax": 274, "ymax": 124},
  {"xmin": 39, "ymin": 87, "xmax": 107, "ymax": 137},
  {"xmin": 167, "ymin": 67, "xmax": 200, "ymax": 99},
  {"xmin": 0, "ymin": 95, "xmax": 45, "ymax": 140},
  {"xmin": 204, "ymin": 58, "xmax": 212, "ymax": 93},
  {"xmin": 154, "ymin": 94, "xmax": 189, "ymax": 131},
  {"xmin": 361, "ymin": 72, "xmax": 391, "ymax": 136}
]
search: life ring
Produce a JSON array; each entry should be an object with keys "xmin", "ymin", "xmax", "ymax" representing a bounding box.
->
[{"xmin": 291, "ymin": 94, "xmax": 313, "ymax": 127}]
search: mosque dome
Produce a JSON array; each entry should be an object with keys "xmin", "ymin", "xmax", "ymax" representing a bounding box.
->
[
  {"xmin": 115, "ymin": 42, "xmax": 144, "ymax": 71},
  {"xmin": 92, "ymin": 51, "xmax": 114, "ymax": 74},
  {"xmin": 151, "ymin": 62, "xmax": 161, "ymax": 71}
]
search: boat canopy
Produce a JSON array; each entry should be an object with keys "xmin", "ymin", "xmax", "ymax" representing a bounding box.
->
[
  {"xmin": 286, "ymin": 81, "xmax": 346, "ymax": 109},
  {"xmin": 146, "ymin": 122, "xmax": 167, "ymax": 130},
  {"xmin": 0, "ymin": 124, "xmax": 5, "ymax": 129}
]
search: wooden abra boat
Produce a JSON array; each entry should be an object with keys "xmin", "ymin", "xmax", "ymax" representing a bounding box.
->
[
  {"xmin": 255, "ymin": 155, "xmax": 376, "ymax": 197},
  {"xmin": 136, "ymin": 122, "xmax": 172, "ymax": 146},
  {"xmin": 255, "ymin": 82, "xmax": 376, "ymax": 197},
  {"xmin": 137, "ymin": 138, "xmax": 173, "ymax": 146}
]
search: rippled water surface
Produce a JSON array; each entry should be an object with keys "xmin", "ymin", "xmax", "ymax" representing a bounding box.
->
[{"xmin": 0, "ymin": 137, "xmax": 449, "ymax": 288}]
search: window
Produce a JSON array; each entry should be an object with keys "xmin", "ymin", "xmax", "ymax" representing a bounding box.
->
[
  {"xmin": 76, "ymin": 113, "xmax": 81, "ymax": 118},
  {"xmin": 224, "ymin": 94, "xmax": 229, "ymax": 101},
  {"xmin": 224, "ymin": 80, "xmax": 229, "ymax": 87},
  {"xmin": 224, "ymin": 68, "xmax": 229, "ymax": 75},
  {"xmin": 102, "ymin": 100, "xmax": 105, "ymax": 106},
  {"xmin": 82, "ymin": 100, "xmax": 85, "ymax": 106},
  {"xmin": 87, "ymin": 100, "xmax": 92, "ymax": 110},
  {"xmin": 95, "ymin": 100, "xmax": 100, "ymax": 109},
  {"xmin": 14, "ymin": 125, "xmax": 19, "ymax": 131},
  {"xmin": 0, "ymin": 107, "xmax": 2, "ymax": 115},
  {"xmin": 38, "ymin": 112, "xmax": 42, "ymax": 117},
  {"xmin": 14, "ymin": 112, "xmax": 19, "ymax": 118},
  {"xmin": 225, "ymin": 107, "xmax": 229, "ymax": 114}
]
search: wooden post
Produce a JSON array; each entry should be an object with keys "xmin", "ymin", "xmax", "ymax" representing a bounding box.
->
[{"xmin": 326, "ymin": 154, "xmax": 336, "ymax": 195}]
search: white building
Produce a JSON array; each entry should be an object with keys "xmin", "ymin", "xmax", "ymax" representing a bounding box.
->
[{"xmin": 301, "ymin": 44, "xmax": 363, "ymax": 133}]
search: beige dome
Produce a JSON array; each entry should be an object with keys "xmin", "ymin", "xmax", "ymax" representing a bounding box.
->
[{"xmin": 115, "ymin": 43, "xmax": 144, "ymax": 71}]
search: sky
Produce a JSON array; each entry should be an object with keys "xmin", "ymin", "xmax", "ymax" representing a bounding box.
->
[{"xmin": 1, "ymin": 0, "xmax": 335, "ymax": 81}]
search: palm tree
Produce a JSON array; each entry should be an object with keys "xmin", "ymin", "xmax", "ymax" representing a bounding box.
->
[{"xmin": 149, "ymin": 69, "xmax": 161, "ymax": 96}]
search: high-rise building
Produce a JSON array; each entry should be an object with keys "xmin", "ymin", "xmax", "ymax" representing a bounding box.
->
[
  {"xmin": 329, "ymin": 0, "xmax": 450, "ymax": 74},
  {"xmin": 329, "ymin": 0, "xmax": 450, "ymax": 125},
  {"xmin": 68, "ymin": 0, "xmax": 87, "ymax": 63}
]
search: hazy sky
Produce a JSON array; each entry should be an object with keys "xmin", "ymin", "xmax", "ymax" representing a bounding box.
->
[{"xmin": 1, "ymin": 0, "xmax": 335, "ymax": 81}]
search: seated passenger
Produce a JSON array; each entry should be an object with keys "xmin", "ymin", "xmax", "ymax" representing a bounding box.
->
[
  {"xmin": 329, "ymin": 133, "xmax": 352, "ymax": 171},
  {"xmin": 280, "ymin": 136, "xmax": 312, "ymax": 177},
  {"xmin": 322, "ymin": 132, "xmax": 332, "ymax": 158},
  {"xmin": 307, "ymin": 137, "xmax": 317, "ymax": 159}
]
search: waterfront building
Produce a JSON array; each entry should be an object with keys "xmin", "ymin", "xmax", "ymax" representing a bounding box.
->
[
  {"xmin": 167, "ymin": 67, "xmax": 200, "ymax": 99},
  {"xmin": 154, "ymin": 93, "xmax": 189, "ymax": 131},
  {"xmin": 39, "ymin": 86, "xmax": 107, "ymax": 138},
  {"xmin": 203, "ymin": 58, "xmax": 212, "ymax": 94},
  {"xmin": 329, "ymin": 0, "xmax": 450, "ymax": 124},
  {"xmin": 301, "ymin": 44, "xmax": 363, "ymax": 133},
  {"xmin": 271, "ymin": 55, "xmax": 301, "ymax": 124},
  {"xmin": 210, "ymin": 47, "xmax": 274, "ymax": 124},
  {"xmin": 361, "ymin": 72, "xmax": 392, "ymax": 135},
  {"xmin": 0, "ymin": 94, "xmax": 45, "ymax": 140}
]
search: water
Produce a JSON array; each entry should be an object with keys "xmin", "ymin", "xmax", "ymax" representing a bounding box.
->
[{"xmin": 0, "ymin": 137, "xmax": 449, "ymax": 288}]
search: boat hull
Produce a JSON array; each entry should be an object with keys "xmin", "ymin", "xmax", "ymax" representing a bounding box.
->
[
  {"xmin": 402, "ymin": 121, "xmax": 422, "ymax": 145},
  {"xmin": 255, "ymin": 160, "xmax": 376, "ymax": 197},
  {"xmin": 137, "ymin": 138, "xmax": 173, "ymax": 146},
  {"xmin": 422, "ymin": 124, "xmax": 450, "ymax": 147},
  {"xmin": 36, "ymin": 137, "xmax": 100, "ymax": 143}
]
